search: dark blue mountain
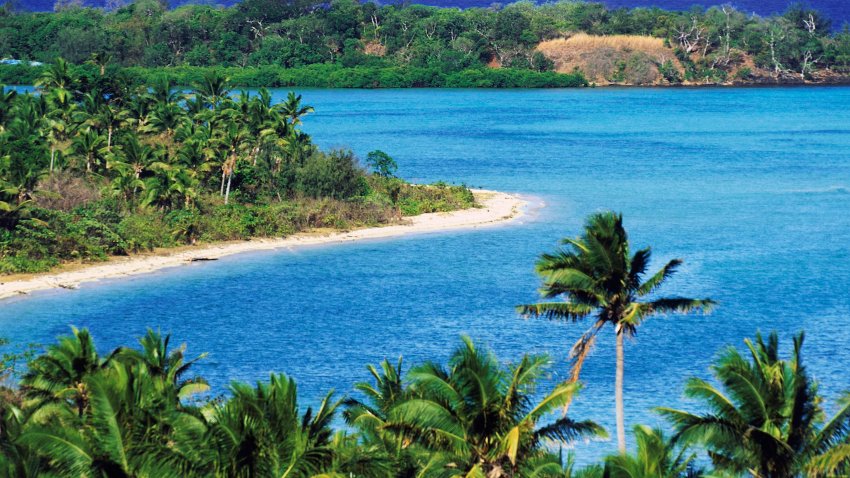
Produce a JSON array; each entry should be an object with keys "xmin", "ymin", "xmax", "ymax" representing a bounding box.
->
[{"xmin": 13, "ymin": 0, "xmax": 850, "ymax": 25}]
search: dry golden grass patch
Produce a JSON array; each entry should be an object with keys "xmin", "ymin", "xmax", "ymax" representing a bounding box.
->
[
  {"xmin": 555, "ymin": 33, "xmax": 666, "ymax": 51},
  {"xmin": 363, "ymin": 40, "xmax": 386, "ymax": 56},
  {"xmin": 537, "ymin": 33, "xmax": 682, "ymax": 85}
]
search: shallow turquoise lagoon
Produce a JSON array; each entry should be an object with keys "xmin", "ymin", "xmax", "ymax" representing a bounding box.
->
[{"xmin": 2, "ymin": 87, "xmax": 850, "ymax": 460}]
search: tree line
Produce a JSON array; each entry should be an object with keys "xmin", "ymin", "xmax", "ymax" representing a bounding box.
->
[
  {"xmin": 1, "ymin": 211, "xmax": 849, "ymax": 477},
  {"xmin": 0, "ymin": 60, "xmax": 475, "ymax": 273},
  {"xmin": 1, "ymin": 0, "xmax": 849, "ymax": 85}
]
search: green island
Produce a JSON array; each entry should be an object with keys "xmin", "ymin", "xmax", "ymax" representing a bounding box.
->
[
  {"xmin": 1, "ymin": 0, "xmax": 849, "ymax": 87},
  {"xmin": 2, "ymin": 212, "xmax": 849, "ymax": 476},
  {"xmin": 0, "ymin": 62, "xmax": 476, "ymax": 275}
]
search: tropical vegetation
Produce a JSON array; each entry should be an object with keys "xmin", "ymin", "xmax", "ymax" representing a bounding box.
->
[
  {"xmin": 1, "ymin": 326, "xmax": 849, "ymax": 477},
  {"xmin": 0, "ymin": 60, "xmax": 475, "ymax": 274},
  {"xmin": 2, "ymin": 212, "xmax": 849, "ymax": 476},
  {"xmin": 1, "ymin": 0, "xmax": 848, "ymax": 87}
]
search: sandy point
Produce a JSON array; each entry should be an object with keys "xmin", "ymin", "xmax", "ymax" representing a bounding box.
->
[{"xmin": 0, "ymin": 189, "xmax": 531, "ymax": 301}]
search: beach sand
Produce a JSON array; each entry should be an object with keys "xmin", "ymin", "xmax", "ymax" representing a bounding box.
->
[{"xmin": 0, "ymin": 189, "xmax": 527, "ymax": 300}]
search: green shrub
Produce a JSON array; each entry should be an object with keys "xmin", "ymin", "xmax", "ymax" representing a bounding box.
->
[
  {"xmin": 295, "ymin": 150, "xmax": 367, "ymax": 200},
  {"xmin": 735, "ymin": 67, "xmax": 753, "ymax": 80},
  {"xmin": 658, "ymin": 60, "xmax": 682, "ymax": 84},
  {"xmin": 200, "ymin": 203, "xmax": 256, "ymax": 241},
  {"xmin": 118, "ymin": 213, "xmax": 174, "ymax": 253}
]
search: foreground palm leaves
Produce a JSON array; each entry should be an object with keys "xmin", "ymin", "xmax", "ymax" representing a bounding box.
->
[
  {"xmin": 347, "ymin": 337, "xmax": 604, "ymax": 477},
  {"xmin": 659, "ymin": 332, "xmax": 850, "ymax": 478},
  {"xmin": 1, "ymin": 331, "xmax": 606, "ymax": 477},
  {"xmin": 3, "ymin": 328, "xmax": 850, "ymax": 477}
]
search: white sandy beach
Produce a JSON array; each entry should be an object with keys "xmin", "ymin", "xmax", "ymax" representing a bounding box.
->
[{"xmin": 0, "ymin": 189, "xmax": 527, "ymax": 300}]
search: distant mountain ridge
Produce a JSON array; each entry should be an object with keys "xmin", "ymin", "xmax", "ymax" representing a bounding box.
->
[{"xmin": 13, "ymin": 0, "xmax": 850, "ymax": 24}]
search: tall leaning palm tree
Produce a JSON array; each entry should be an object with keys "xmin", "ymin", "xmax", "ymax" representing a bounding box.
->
[
  {"xmin": 658, "ymin": 332, "xmax": 850, "ymax": 478},
  {"xmin": 517, "ymin": 212, "xmax": 714, "ymax": 453}
]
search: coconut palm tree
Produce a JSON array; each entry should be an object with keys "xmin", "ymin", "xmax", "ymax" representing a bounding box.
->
[
  {"xmin": 276, "ymin": 91, "xmax": 314, "ymax": 126},
  {"xmin": 116, "ymin": 135, "xmax": 156, "ymax": 181},
  {"xmin": 21, "ymin": 328, "xmax": 120, "ymax": 419},
  {"xmin": 193, "ymin": 71, "xmax": 230, "ymax": 109},
  {"xmin": 344, "ymin": 357, "xmax": 407, "ymax": 442},
  {"xmin": 0, "ymin": 88, "xmax": 17, "ymax": 133},
  {"xmin": 386, "ymin": 336, "xmax": 604, "ymax": 477},
  {"xmin": 105, "ymin": 160, "xmax": 145, "ymax": 203},
  {"xmin": 205, "ymin": 373, "xmax": 340, "ymax": 477},
  {"xmin": 70, "ymin": 128, "xmax": 108, "ymax": 174},
  {"xmin": 603, "ymin": 426, "xmax": 700, "ymax": 478},
  {"xmin": 658, "ymin": 332, "xmax": 850, "ymax": 478},
  {"xmin": 0, "ymin": 146, "xmax": 45, "ymax": 206},
  {"xmin": 44, "ymin": 88, "xmax": 76, "ymax": 173},
  {"xmin": 119, "ymin": 329, "xmax": 209, "ymax": 402},
  {"xmin": 20, "ymin": 361, "xmax": 203, "ymax": 477},
  {"xmin": 35, "ymin": 58, "xmax": 74, "ymax": 92},
  {"xmin": 343, "ymin": 358, "xmax": 420, "ymax": 476},
  {"xmin": 143, "ymin": 163, "xmax": 198, "ymax": 210},
  {"xmin": 95, "ymin": 100, "xmax": 123, "ymax": 152},
  {"xmin": 86, "ymin": 52, "xmax": 112, "ymax": 77},
  {"xmin": 150, "ymin": 76, "xmax": 181, "ymax": 108},
  {"xmin": 145, "ymin": 102, "xmax": 187, "ymax": 138},
  {"xmin": 214, "ymin": 121, "xmax": 248, "ymax": 205},
  {"xmin": 517, "ymin": 212, "xmax": 714, "ymax": 453},
  {"xmin": 0, "ymin": 180, "xmax": 33, "ymax": 230},
  {"xmin": 124, "ymin": 91, "xmax": 153, "ymax": 132}
]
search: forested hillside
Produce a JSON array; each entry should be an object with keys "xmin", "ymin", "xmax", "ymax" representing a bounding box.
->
[{"xmin": 1, "ymin": 0, "xmax": 849, "ymax": 86}]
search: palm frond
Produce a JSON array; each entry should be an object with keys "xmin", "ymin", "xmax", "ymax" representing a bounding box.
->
[{"xmin": 516, "ymin": 302, "xmax": 594, "ymax": 322}]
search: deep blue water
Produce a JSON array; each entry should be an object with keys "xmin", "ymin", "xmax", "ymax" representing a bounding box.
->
[
  {"xmin": 3, "ymin": 87, "xmax": 850, "ymax": 461},
  {"xmin": 16, "ymin": 0, "xmax": 850, "ymax": 25}
]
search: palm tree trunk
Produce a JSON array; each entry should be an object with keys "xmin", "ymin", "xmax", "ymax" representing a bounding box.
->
[
  {"xmin": 50, "ymin": 145, "xmax": 55, "ymax": 173},
  {"xmin": 220, "ymin": 170, "xmax": 226, "ymax": 196},
  {"xmin": 615, "ymin": 331, "xmax": 626, "ymax": 454},
  {"xmin": 107, "ymin": 126, "xmax": 113, "ymax": 152},
  {"xmin": 224, "ymin": 172, "xmax": 233, "ymax": 205}
]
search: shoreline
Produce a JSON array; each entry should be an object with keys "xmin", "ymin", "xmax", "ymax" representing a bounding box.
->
[{"xmin": 0, "ymin": 189, "xmax": 528, "ymax": 301}]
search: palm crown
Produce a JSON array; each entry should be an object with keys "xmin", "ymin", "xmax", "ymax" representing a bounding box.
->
[
  {"xmin": 659, "ymin": 332, "xmax": 850, "ymax": 478},
  {"xmin": 518, "ymin": 211, "xmax": 714, "ymax": 453}
]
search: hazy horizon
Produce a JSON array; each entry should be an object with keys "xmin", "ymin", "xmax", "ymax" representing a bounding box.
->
[{"xmin": 13, "ymin": 0, "xmax": 850, "ymax": 25}]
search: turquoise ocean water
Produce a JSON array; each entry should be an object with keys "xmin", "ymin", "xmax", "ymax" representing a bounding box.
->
[{"xmin": 2, "ymin": 87, "xmax": 850, "ymax": 460}]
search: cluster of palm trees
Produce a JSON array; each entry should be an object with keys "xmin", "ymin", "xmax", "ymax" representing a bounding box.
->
[
  {"xmin": 0, "ymin": 328, "xmax": 607, "ymax": 477},
  {"xmin": 3, "ymin": 328, "xmax": 850, "ymax": 477},
  {"xmin": 0, "ymin": 57, "xmax": 317, "ymax": 225}
]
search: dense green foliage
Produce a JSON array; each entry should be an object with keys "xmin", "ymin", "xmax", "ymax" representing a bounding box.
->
[
  {"xmin": 0, "ymin": 329, "xmax": 606, "ymax": 477},
  {"xmin": 0, "ymin": 63, "xmax": 588, "ymax": 89},
  {"xmin": 1, "ymin": 0, "xmax": 848, "ymax": 86},
  {"xmin": 659, "ymin": 332, "xmax": 850, "ymax": 478},
  {"xmin": 2, "ymin": 327, "xmax": 849, "ymax": 476},
  {"xmin": 0, "ymin": 61, "xmax": 475, "ymax": 273}
]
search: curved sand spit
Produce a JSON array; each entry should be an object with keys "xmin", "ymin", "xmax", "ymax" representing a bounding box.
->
[{"xmin": 0, "ymin": 189, "xmax": 528, "ymax": 300}]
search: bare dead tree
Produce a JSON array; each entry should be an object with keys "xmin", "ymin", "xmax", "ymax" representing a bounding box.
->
[
  {"xmin": 800, "ymin": 14, "xmax": 821, "ymax": 79},
  {"xmin": 720, "ymin": 5, "xmax": 733, "ymax": 65},
  {"xmin": 768, "ymin": 25, "xmax": 786, "ymax": 75},
  {"xmin": 423, "ymin": 18, "xmax": 437, "ymax": 40},
  {"xmin": 369, "ymin": 14, "xmax": 383, "ymax": 43},
  {"xmin": 803, "ymin": 13, "xmax": 817, "ymax": 35},
  {"xmin": 676, "ymin": 17, "xmax": 705, "ymax": 54}
]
